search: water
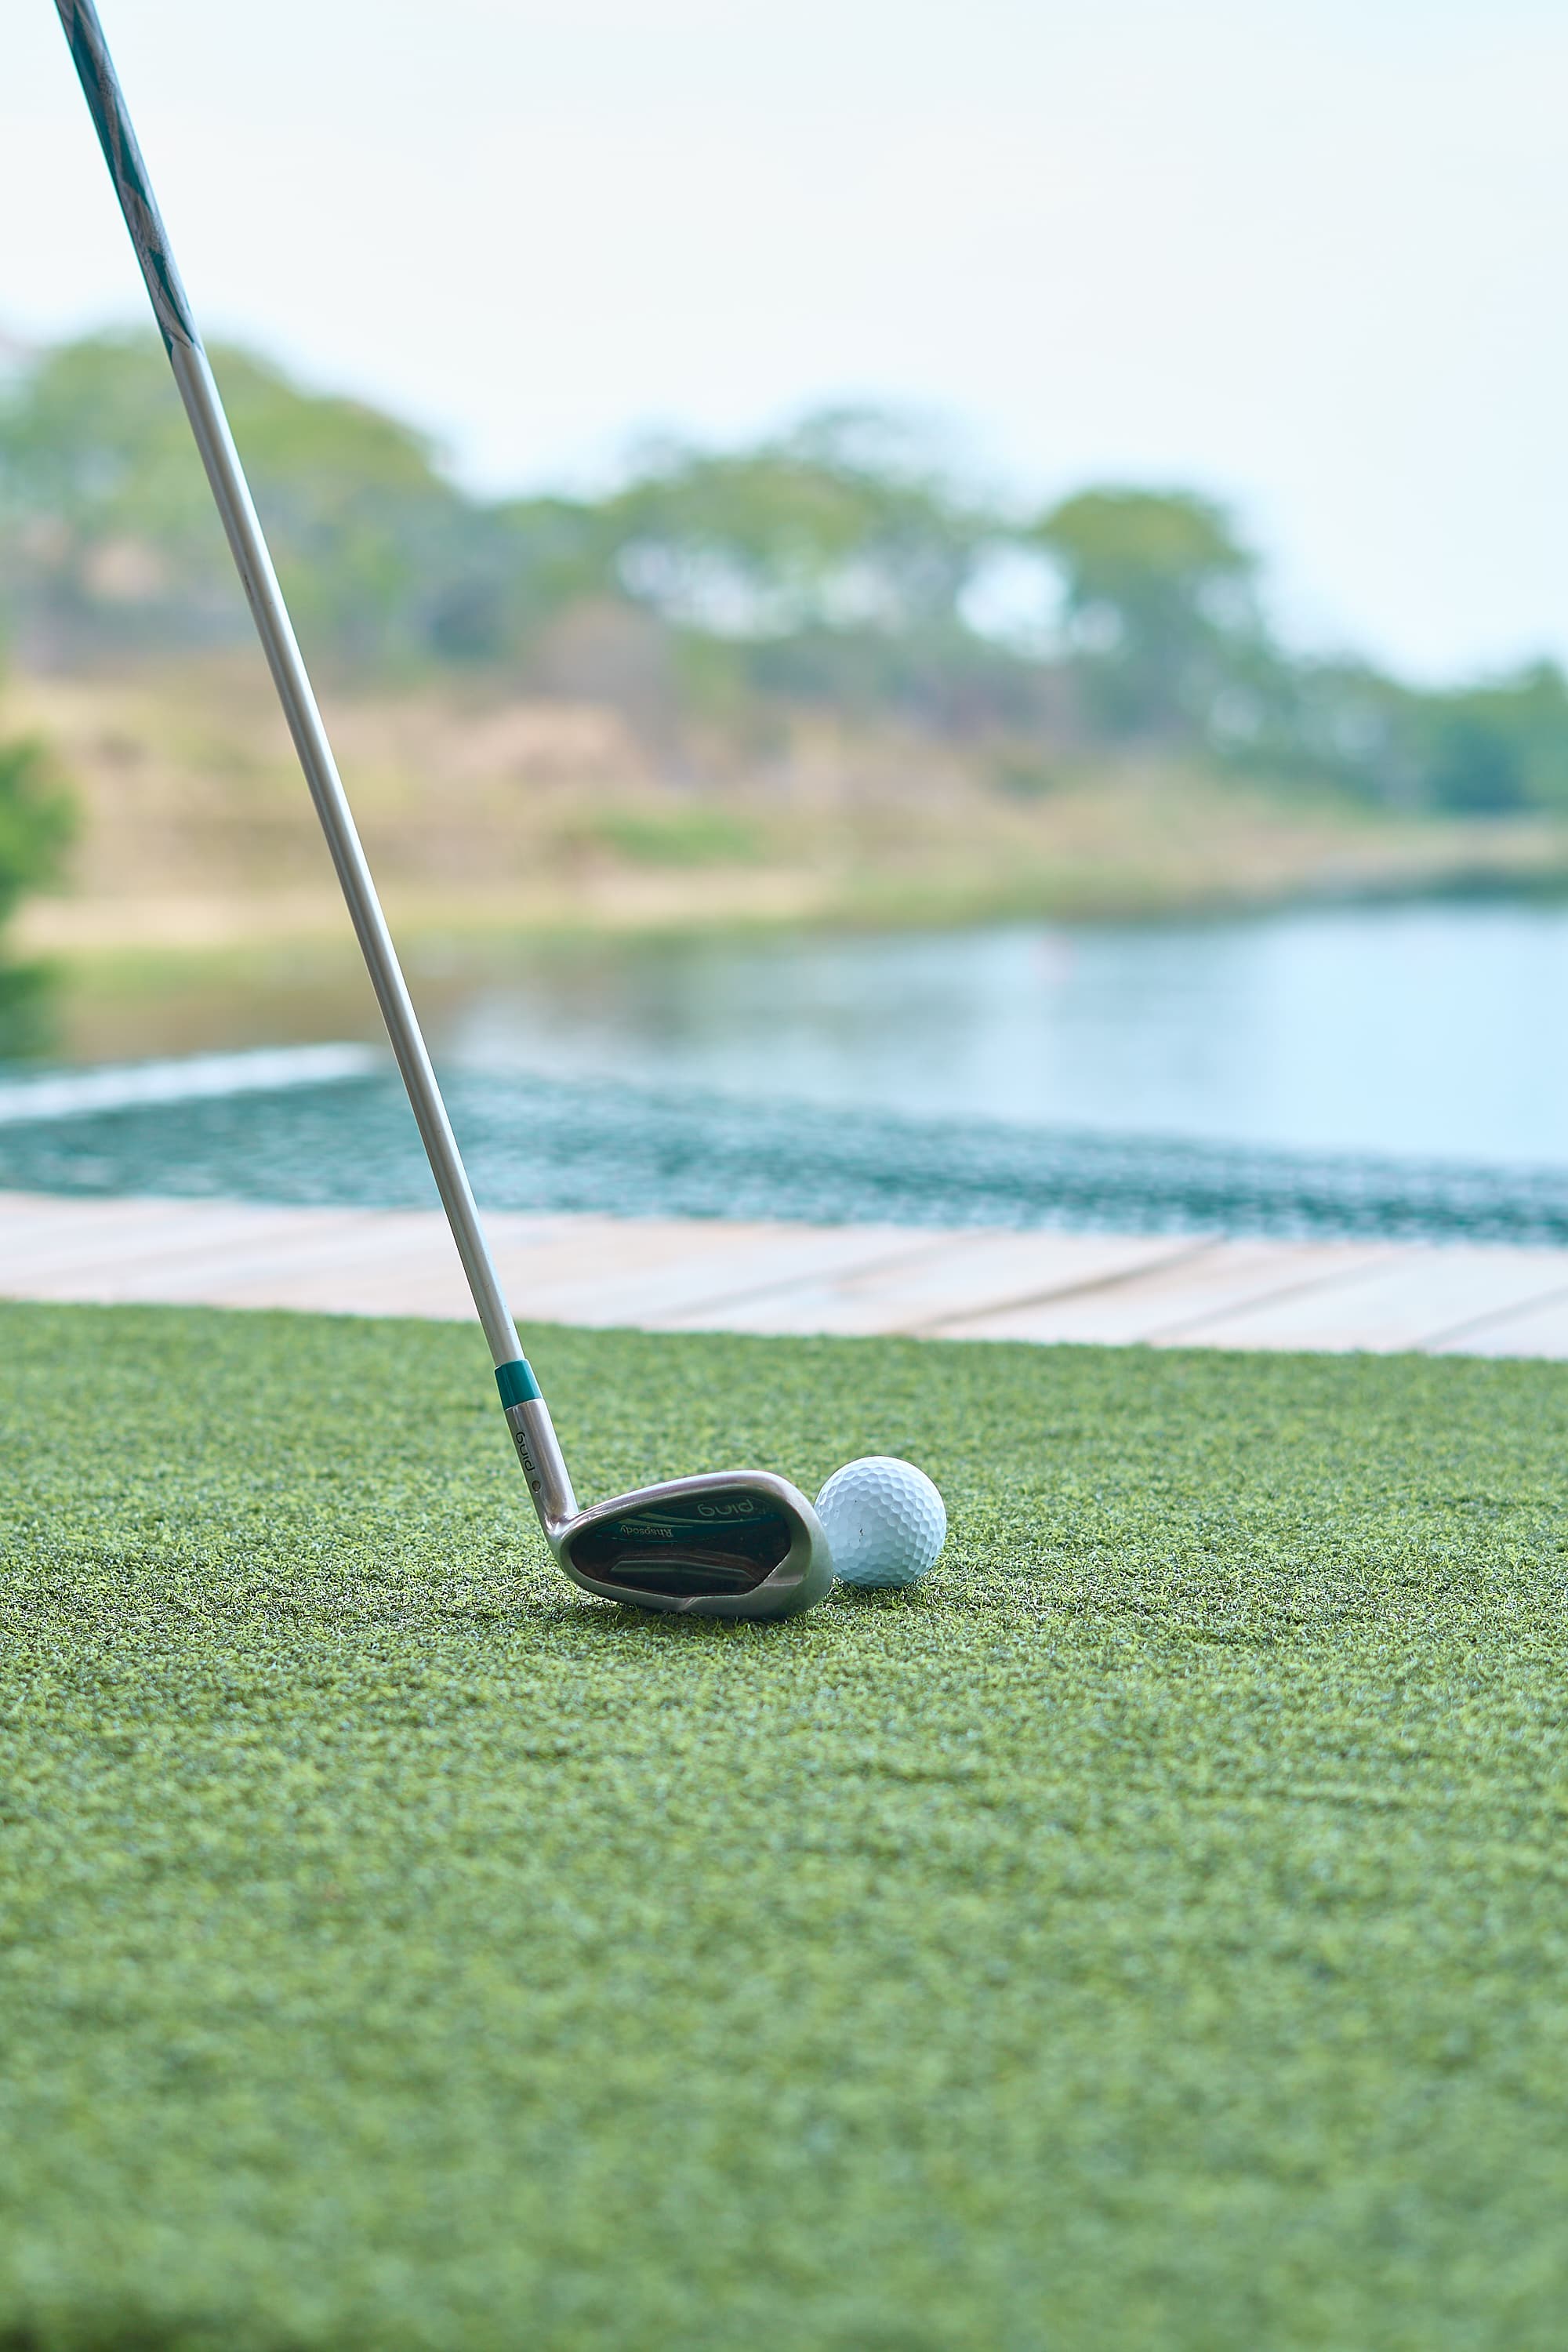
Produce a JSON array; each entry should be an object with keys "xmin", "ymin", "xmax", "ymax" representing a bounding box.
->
[
  {"xmin": 5, "ymin": 900, "xmax": 1568, "ymax": 1240},
  {"xmin": 439, "ymin": 903, "xmax": 1568, "ymax": 1167}
]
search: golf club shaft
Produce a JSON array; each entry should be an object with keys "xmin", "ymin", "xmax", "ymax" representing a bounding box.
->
[{"xmin": 56, "ymin": 2, "xmax": 543, "ymax": 1389}]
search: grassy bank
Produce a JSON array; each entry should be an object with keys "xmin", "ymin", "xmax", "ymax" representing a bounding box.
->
[
  {"xmin": 3, "ymin": 1300, "xmax": 1568, "ymax": 2348},
  {"xmin": 12, "ymin": 662, "xmax": 1568, "ymax": 960}
]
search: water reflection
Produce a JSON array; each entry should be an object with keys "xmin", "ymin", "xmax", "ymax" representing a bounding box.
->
[{"xmin": 445, "ymin": 903, "xmax": 1568, "ymax": 1168}]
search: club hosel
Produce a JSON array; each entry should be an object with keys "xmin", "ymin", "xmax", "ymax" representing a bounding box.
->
[
  {"xmin": 503, "ymin": 1396, "xmax": 578, "ymax": 1534},
  {"xmin": 494, "ymin": 1359, "xmax": 577, "ymax": 1530}
]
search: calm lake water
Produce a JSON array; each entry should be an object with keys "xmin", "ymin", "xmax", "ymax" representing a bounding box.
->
[
  {"xmin": 5, "ymin": 900, "xmax": 1568, "ymax": 1239},
  {"xmin": 434, "ymin": 902, "xmax": 1568, "ymax": 1167}
]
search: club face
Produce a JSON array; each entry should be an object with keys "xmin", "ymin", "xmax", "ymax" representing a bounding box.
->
[{"xmin": 552, "ymin": 1469, "xmax": 833, "ymax": 1621}]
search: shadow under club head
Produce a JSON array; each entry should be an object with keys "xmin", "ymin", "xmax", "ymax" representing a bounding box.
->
[{"xmin": 550, "ymin": 1469, "xmax": 834, "ymax": 1621}]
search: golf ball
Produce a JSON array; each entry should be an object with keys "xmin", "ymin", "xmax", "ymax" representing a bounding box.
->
[{"xmin": 815, "ymin": 1457, "xmax": 947, "ymax": 1590}]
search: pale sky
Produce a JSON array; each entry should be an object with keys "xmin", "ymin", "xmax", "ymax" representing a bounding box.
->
[{"xmin": 7, "ymin": 0, "xmax": 1568, "ymax": 681}]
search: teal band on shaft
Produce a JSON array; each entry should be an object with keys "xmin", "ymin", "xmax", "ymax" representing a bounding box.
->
[{"xmin": 495, "ymin": 1359, "xmax": 542, "ymax": 1408}]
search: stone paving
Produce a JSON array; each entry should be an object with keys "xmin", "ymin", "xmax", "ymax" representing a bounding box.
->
[{"xmin": 5, "ymin": 1190, "xmax": 1568, "ymax": 1356}]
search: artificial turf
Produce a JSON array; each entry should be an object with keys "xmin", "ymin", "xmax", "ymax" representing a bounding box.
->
[{"xmin": 2, "ymin": 1298, "xmax": 1568, "ymax": 2351}]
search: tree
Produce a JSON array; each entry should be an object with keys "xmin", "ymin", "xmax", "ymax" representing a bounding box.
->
[
  {"xmin": 603, "ymin": 409, "xmax": 985, "ymax": 637},
  {"xmin": 0, "ymin": 332, "xmax": 498, "ymax": 673},
  {"xmin": 1413, "ymin": 664, "xmax": 1568, "ymax": 815},
  {"xmin": 1033, "ymin": 488, "xmax": 1261, "ymax": 742},
  {"xmin": 1275, "ymin": 660, "xmax": 1568, "ymax": 815},
  {"xmin": 593, "ymin": 408, "xmax": 1009, "ymax": 721}
]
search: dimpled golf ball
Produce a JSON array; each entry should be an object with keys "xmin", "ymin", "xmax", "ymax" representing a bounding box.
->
[{"xmin": 815, "ymin": 1456, "xmax": 947, "ymax": 1590}]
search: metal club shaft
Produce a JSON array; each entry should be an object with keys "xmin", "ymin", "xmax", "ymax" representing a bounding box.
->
[{"xmin": 54, "ymin": 0, "xmax": 526, "ymax": 1376}]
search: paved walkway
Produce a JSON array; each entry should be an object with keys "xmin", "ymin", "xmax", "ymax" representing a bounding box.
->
[{"xmin": 4, "ymin": 1190, "xmax": 1568, "ymax": 1356}]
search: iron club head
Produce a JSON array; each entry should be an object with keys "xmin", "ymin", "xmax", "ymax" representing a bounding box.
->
[
  {"xmin": 554, "ymin": 1469, "xmax": 833, "ymax": 1621},
  {"xmin": 503, "ymin": 1388, "xmax": 833, "ymax": 1621}
]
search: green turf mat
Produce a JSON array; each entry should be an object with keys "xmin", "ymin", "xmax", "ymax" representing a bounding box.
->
[{"xmin": 3, "ymin": 1298, "xmax": 1568, "ymax": 2350}]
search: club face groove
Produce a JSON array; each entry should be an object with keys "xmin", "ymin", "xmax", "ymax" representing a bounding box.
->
[{"xmin": 552, "ymin": 1471, "xmax": 833, "ymax": 1621}]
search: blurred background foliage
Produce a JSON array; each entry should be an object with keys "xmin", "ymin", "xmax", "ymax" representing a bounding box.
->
[
  {"xmin": 0, "ymin": 730, "xmax": 73, "ymax": 927},
  {"xmin": 2, "ymin": 328, "xmax": 1566, "ymax": 820},
  {"xmin": 0, "ymin": 720, "xmax": 73, "ymax": 1049}
]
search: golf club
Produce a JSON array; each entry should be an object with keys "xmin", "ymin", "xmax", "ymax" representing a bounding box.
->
[{"xmin": 56, "ymin": 0, "xmax": 835, "ymax": 1621}]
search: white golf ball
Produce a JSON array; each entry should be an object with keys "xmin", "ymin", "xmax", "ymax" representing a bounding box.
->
[{"xmin": 815, "ymin": 1457, "xmax": 947, "ymax": 1590}]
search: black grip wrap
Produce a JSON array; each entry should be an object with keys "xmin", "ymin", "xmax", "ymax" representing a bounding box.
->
[{"xmin": 56, "ymin": 0, "xmax": 199, "ymax": 351}]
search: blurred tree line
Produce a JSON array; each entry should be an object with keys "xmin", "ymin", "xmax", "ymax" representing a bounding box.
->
[{"xmin": 3, "ymin": 328, "xmax": 1567, "ymax": 818}]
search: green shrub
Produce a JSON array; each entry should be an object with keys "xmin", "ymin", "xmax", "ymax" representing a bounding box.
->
[
  {"xmin": 585, "ymin": 805, "xmax": 764, "ymax": 866},
  {"xmin": 0, "ymin": 731, "xmax": 73, "ymax": 930}
]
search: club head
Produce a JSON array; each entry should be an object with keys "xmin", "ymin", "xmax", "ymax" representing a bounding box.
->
[{"xmin": 550, "ymin": 1468, "xmax": 834, "ymax": 1621}]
